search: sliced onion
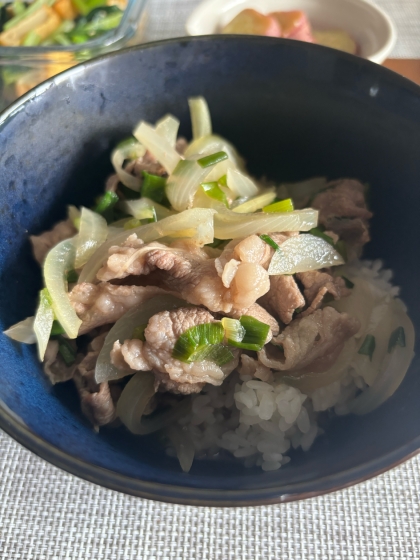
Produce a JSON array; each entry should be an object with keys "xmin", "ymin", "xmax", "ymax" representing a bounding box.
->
[
  {"xmin": 95, "ymin": 294, "xmax": 187, "ymax": 383},
  {"xmin": 232, "ymin": 191, "xmax": 276, "ymax": 213},
  {"xmin": 78, "ymin": 208, "xmax": 216, "ymax": 283},
  {"xmin": 155, "ymin": 114, "xmax": 180, "ymax": 147},
  {"xmin": 133, "ymin": 121, "xmax": 181, "ymax": 174},
  {"xmin": 44, "ymin": 238, "xmax": 82, "ymax": 339},
  {"xmin": 136, "ymin": 397, "xmax": 192, "ymax": 435},
  {"xmin": 188, "ymin": 97, "xmax": 212, "ymax": 140},
  {"xmin": 119, "ymin": 197, "xmax": 174, "ymax": 221},
  {"xmin": 227, "ymin": 169, "xmax": 259, "ymax": 198},
  {"xmin": 214, "ymin": 208, "xmax": 318, "ymax": 240},
  {"xmin": 111, "ymin": 140, "xmax": 146, "ymax": 191},
  {"xmin": 117, "ymin": 371, "xmax": 156, "ymax": 433},
  {"xmin": 267, "ymin": 233, "xmax": 343, "ymax": 275},
  {"xmin": 33, "ymin": 288, "xmax": 54, "ymax": 360},
  {"xmin": 184, "ymin": 134, "xmax": 244, "ymax": 169},
  {"xmin": 166, "ymin": 159, "xmax": 210, "ymax": 211},
  {"xmin": 3, "ymin": 316, "xmax": 36, "ymax": 344},
  {"xmin": 203, "ymin": 158, "xmax": 235, "ymax": 182},
  {"xmin": 74, "ymin": 207, "xmax": 108, "ymax": 269},
  {"xmin": 339, "ymin": 303, "xmax": 415, "ymax": 415},
  {"xmin": 167, "ymin": 425, "xmax": 195, "ymax": 472}
]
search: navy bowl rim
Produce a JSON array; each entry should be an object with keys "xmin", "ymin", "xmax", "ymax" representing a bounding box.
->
[{"xmin": 1, "ymin": 35, "xmax": 420, "ymax": 506}]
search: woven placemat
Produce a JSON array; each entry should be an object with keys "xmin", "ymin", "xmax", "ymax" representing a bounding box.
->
[
  {"xmin": 143, "ymin": 0, "xmax": 420, "ymax": 59},
  {"xmin": 1, "ymin": 429, "xmax": 420, "ymax": 559}
]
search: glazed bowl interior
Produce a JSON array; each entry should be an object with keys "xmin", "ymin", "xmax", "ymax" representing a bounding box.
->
[{"xmin": 0, "ymin": 37, "xmax": 419, "ymax": 506}]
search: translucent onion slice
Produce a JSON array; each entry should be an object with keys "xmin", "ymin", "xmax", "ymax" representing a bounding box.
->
[
  {"xmin": 133, "ymin": 121, "xmax": 181, "ymax": 174},
  {"xmin": 155, "ymin": 114, "xmax": 180, "ymax": 147},
  {"xmin": 166, "ymin": 159, "xmax": 210, "ymax": 211},
  {"xmin": 44, "ymin": 238, "xmax": 82, "ymax": 339},
  {"xmin": 340, "ymin": 303, "xmax": 415, "ymax": 416},
  {"xmin": 119, "ymin": 197, "xmax": 174, "ymax": 221},
  {"xmin": 139, "ymin": 397, "xmax": 191, "ymax": 435},
  {"xmin": 74, "ymin": 207, "xmax": 108, "ymax": 269},
  {"xmin": 78, "ymin": 208, "xmax": 216, "ymax": 284},
  {"xmin": 188, "ymin": 97, "xmax": 212, "ymax": 140},
  {"xmin": 167, "ymin": 425, "xmax": 195, "ymax": 473},
  {"xmin": 227, "ymin": 168, "xmax": 259, "ymax": 198},
  {"xmin": 184, "ymin": 134, "xmax": 244, "ymax": 169},
  {"xmin": 3, "ymin": 316, "xmax": 36, "ymax": 344},
  {"xmin": 111, "ymin": 139, "xmax": 146, "ymax": 191},
  {"xmin": 267, "ymin": 233, "xmax": 343, "ymax": 275},
  {"xmin": 232, "ymin": 191, "xmax": 276, "ymax": 213},
  {"xmin": 33, "ymin": 288, "xmax": 54, "ymax": 360},
  {"xmin": 203, "ymin": 158, "xmax": 236, "ymax": 183},
  {"xmin": 116, "ymin": 371, "xmax": 156, "ymax": 434},
  {"xmin": 214, "ymin": 208, "xmax": 318, "ymax": 240},
  {"xmin": 95, "ymin": 294, "xmax": 187, "ymax": 383}
]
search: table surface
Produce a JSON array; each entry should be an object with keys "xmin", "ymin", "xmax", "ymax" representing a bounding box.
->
[{"xmin": 1, "ymin": 1, "xmax": 420, "ymax": 559}]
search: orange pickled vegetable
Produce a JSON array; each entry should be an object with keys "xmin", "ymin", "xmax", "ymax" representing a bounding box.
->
[{"xmin": 221, "ymin": 9, "xmax": 281, "ymax": 38}]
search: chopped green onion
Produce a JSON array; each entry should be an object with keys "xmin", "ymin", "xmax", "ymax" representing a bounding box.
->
[
  {"xmin": 118, "ymin": 184, "xmax": 141, "ymax": 200},
  {"xmin": 308, "ymin": 227, "xmax": 334, "ymax": 246},
  {"xmin": 56, "ymin": 335, "xmax": 76, "ymax": 367},
  {"xmin": 227, "ymin": 315, "xmax": 270, "ymax": 351},
  {"xmin": 197, "ymin": 151, "xmax": 228, "ymax": 169},
  {"xmin": 93, "ymin": 191, "xmax": 119, "ymax": 219},
  {"xmin": 123, "ymin": 218, "xmax": 142, "ymax": 230},
  {"xmin": 260, "ymin": 234, "xmax": 281, "ymax": 252},
  {"xmin": 263, "ymin": 198, "xmax": 294, "ymax": 213},
  {"xmin": 221, "ymin": 317, "xmax": 245, "ymax": 343},
  {"xmin": 172, "ymin": 322, "xmax": 233, "ymax": 365},
  {"xmin": 335, "ymin": 240, "xmax": 347, "ymax": 260},
  {"xmin": 66, "ymin": 269, "xmax": 78, "ymax": 283},
  {"xmin": 70, "ymin": 33, "xmax": 89, "ymax": 43},
  {"xmin": 83, "ymin": 11, "xmax": 122, "ymax": 33},
  {"xmin": 53, "ymin": 33, "xmax": 72, "ymax": 46},
  {"xmin": 218, "ymin": 174, "xmax": 227, "ymax": 187},
  {"xmin": 342, "ymin": 276, "xmax": 354, "ymax": 289},
  {"xmin": 358, "ymin": 334, "xmax": 376, "ymax": 361},
  {"xmin": 206, "ymin": 238, "xmax": 226, "ymax": 249},
  {"xmin": 12, "ymin": 2, "xmax": 26, "ymax": 17},
  {"xmin": 388, "ymin": 326, "xmax": 406, "ymax": 353},
  {"xmin": 142, "ymin": 171, "xmax": 167, "ymax": 204},
  {"xmin": 51, "ymin": 320, "xmax": 65, "ymax": 336},
  {"xmin": 200, "ymin": 182, "xmax": 229, "ymax": 207},
  {"xmin": 132, "ymin": 324, "xmax": 147, "ymax": 341}
]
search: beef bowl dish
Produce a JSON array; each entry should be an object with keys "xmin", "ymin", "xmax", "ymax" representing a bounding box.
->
[{"xmin": 0, "ymin": 37, "xmax": 419, "ymax": 505}]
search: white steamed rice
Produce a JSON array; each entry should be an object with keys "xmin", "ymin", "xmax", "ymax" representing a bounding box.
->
[{"xmin": 166, "ymin": 259, "xmax": 403, "ymax": 471}]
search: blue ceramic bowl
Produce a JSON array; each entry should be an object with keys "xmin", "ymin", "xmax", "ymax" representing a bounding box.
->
[{"xmin": 0, "ymin": 37, "xmax": 419, "ymax": 506}]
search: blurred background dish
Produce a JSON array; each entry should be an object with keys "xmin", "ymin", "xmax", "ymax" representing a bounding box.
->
[
  {"xmin": 186, "ymin": 0, "xmax": 397, "ymax": 63},
  {"xmin": 0, "ymin": 0, "xmax": 148, "ymax": 109}
]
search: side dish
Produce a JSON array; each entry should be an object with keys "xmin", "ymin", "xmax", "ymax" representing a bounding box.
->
[{"xmin": 221, "ymin": 8, "xmax": 357, "ymax": 55}]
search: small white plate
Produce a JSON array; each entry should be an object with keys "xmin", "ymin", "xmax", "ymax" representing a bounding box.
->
[{"xmin": 186, "ymin": 0, "xmax": 397, "ymax": 63}]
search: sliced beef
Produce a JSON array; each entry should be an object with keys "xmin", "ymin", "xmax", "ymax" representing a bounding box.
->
[
  {"xmin": 312, "ymin": 178, "xmax": 372, "ymax": 251},
  {"xmin": 43, "ymin": 340, "xmax": 80, "ymax": 384},
  {"xmin": 258, "ymin": 307, "xmax": 360, "ymax": 376},
  {"xmin": 69, "ymin": 282, "xmax": 169, "ymax": 334},
  {"xmin": 261, "ymin": 275, "xmax": 305, "ymax": 325},
  {"xmin": 297, "ymin": 270, "xmax": 351, "ymax": 316},
  {"xmin": 73, "ymin": 331, "xmax": 116, "ymax": 429},
  {"xmin": 110, "ymin": 307, "xmax": 239, "ymax": 394},
  {"xmin": 30, "ymin": 218, "xmax": 77, "ymax": 265},
  {"xmin": 238, "ymin": 354, "xmax": 273, "ymax": 382},
  {"xmin": 97, "ymin": 235, "xmax": 270, "ymax": 314}
]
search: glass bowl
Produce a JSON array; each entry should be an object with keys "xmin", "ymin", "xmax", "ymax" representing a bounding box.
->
[{"xmin": 0, "ymin": 0, "xmax": 148, "ymax": 109}]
